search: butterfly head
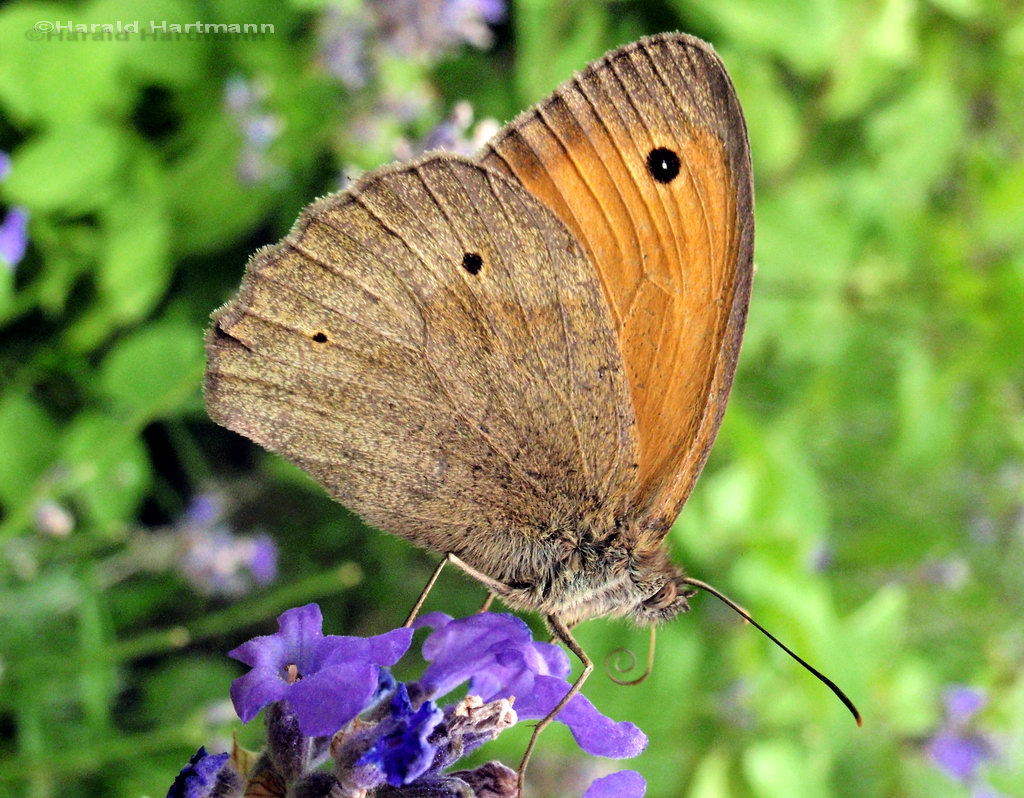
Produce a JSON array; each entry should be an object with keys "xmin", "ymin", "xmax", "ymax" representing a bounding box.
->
[
  {"xmin": 628, "ymin": 555, "xmax": 698, "ymax": 626},
  {"xmin": 541, "ymin": 515, "xmax": 699, "ymax": 626}
]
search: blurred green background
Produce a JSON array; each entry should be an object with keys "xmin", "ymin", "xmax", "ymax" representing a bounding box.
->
[{"xmin": 1, "ymin": 0, "xmax": 1022, "ymax": 796}]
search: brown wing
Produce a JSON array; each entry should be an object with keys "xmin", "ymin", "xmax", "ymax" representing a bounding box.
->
[
  {"xmin": 205, "ymin": 154, "xmax": 639, "ymax": 585},
  {"xmin": 478, "ymin": 32, "xmax": 754, "ymax": 530}
]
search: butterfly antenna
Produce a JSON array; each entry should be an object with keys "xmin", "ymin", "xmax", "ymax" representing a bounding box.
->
[
  {"xmin": 605, "ymin": 626, "xmax": 657, "ymax": 686},
  {"xmin": 681, "ymin": 577, "xmax": 862, "ymax": 726}
]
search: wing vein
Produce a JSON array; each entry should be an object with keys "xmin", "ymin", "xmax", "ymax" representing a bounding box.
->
[{"xmin": 347, "ymin": 189, "xmax": 558, "ymax": 508}]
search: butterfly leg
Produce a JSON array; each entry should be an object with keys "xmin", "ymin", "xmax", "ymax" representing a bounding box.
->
[
  {"xmin": 517, "ymin": 615, "xmax": 593, "ymax": 796},
  {"xmin": 403, "ymin": 554, "xmax": 451, "ymax": 627},
  {"xmin": 405, "ymin": 553, "xmax": 510, "ymax": 627},
  {"xmin": 478, "ymin": 591, "xmax": 497, "ymax": 613},
  {"xmin": 547, "ymin": 619, "xmax": 578, "ymax": 644}
]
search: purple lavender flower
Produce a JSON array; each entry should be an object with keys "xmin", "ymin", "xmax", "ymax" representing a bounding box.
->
[
  {"xmin": 183, "ymin": 493, "xmax": 223, "ymax": 528},
  {"xmin": 317, "ymin": 5, "xmax": 373, "ymax": 89},
  {"xmin": 0, "ymin": 206, "xmax": 29, "ymax": 269},
  {"xmin": 358, "ymin": 683, "xmax": 446, "ymax": 786},
  {"xmin": 223, "ymin": 76, "xmax": 282, "ymax": 185},
  {"xmin": 175, "ymin": 491, "xmax": 277, "ymax": 595},
  {"xmin": 0, "ymin": 151, "xmax": 10, "ymax": 181},
  {"xmin": 373, "ymin": 0, "xmax": 506, "ymax": 60},
  {"xmin": 223, "ymin": 76, "xmax": 257, "ymax": 116},
  {"xmin": 228, "ymin": 604, "xmax": 412, "ymax": 737},
  {"xmin": 927, "ymin": 683, "xmax": 999, "ymax": 787},
  {"xmin": 330, "ymin": 691, "xmax": 518, "ymax": 795},
  {"xmin": 166, "ymin": 747, "xmax": 231, "ymax": 798},
  {"xmin": 177, "ymin": 525, "xmax": 279, "ymax": 597},
  {"xmin": 413, "ymin": 612, "xmax": 647, "ymax": 759},
  {"xmin": 174, "ymin": 607, "xmax": 650, "ymax": 797},
  {"xmin": 436, "ymin": 0, "xmax": 506, "ymax": 49},
  {"xmin": 394, "ymin": 101, "xmax": 499, "ymax": 161},
  {"xmin": 928, "ymin": 731, "xmax": 993, "ymax": 783},
  {"xmin": 808, "ymin": 540, "xmax": 833, "ymax": 572},
  {"xmin": 242, "ymin": 114, "xmax": 282, "ymax": 150},
  {"xmin": 921, "ymin": 556, "xmax": 970, "ymax": 588},
  {"xmin": 247, "ymin": 534, "xmax": 277, "ymax": 585},
  {"xmin": 944, "ymin": 686, "xmax": 986, "ymax": 721},
  {"xmin": 584, "ymin": 770, "xmax": 647, "ymax": 798}
]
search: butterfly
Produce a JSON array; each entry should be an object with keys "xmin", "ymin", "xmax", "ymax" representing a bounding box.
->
[{"xmin": 205, "ymin": 31, "xmax": 858, "ymax": 790}]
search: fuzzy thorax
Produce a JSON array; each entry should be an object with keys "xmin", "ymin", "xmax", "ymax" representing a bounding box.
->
[{"xmin": 471, "ymin": 513, "xmax": 695, "ymax": 628}]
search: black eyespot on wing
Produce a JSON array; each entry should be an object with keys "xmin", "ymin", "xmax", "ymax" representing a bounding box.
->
[
  {"xmin": 646, "ymin": 147, "xmax": 680, "ymax": 184},
  {"xmin": 462, "ymin": 252, "xmax": 483, "ymax": 275},
  {"xmin": 312, "ymin": 331, "xmax": 328, "ymax": 343}
]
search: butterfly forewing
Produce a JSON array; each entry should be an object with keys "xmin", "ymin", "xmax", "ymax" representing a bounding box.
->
[
  {"xmin": 479, "ymin": 33, "xmax": 754, "ymax": 531},
  {"xmin": 205, "ymin": 155, "xmax": 640, "ymax": 586}
]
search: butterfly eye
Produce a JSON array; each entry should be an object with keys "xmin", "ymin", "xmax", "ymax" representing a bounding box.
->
[
  {"xmin": 646, "ymin": 147, "xmax": 680, "ymax": 183},
  {"xmin": 644, "ymin": 581, "xmax": 677, "ymax": 610}
]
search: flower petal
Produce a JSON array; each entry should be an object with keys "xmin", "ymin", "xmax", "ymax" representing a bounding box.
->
[
  {"xmin": 474, "ymin": 649, "xmax": 537, "ymax": 704},
  {"xmin": 247, "ymin": 535, "xmax": 278, "ymax": 585},
  {"xmin": 228, "ymin": 603, "xmax": 325, "ymax": 669},
  {"xmin": 315, "ymin": 626, "xmax": 413, "ymax": 672},
  {"xmin": 357, "ymin": 685, "xmax": 445, "ymax": 786},
  {"xmin": 584, "ymin": 770, "xmax": 646, "ymax": 798},
  {"xmin": 359, "ymin": 627, "xmax": 415, "ymax": 666},
  {"xmin": 344, "ymin": 626, "xmax": 415, "ymax": 663},
  {"xmin": 166, "ymin": 746, "xmax": 231, "ymax": 798},
  {"xmin": 531, "ymin": 640, "xmax": 571, "ymax": 679},
  {"xmin": 418, "ymin": 613, "xmax": 533, "ymax": 698},
  {"xmin": 927, "ymin": 731, "xmax": 992, "ymax": 783},
  {"xmin": 227, "ymin": 634, "xmax": 287, "ymax": 670},
  {"xmin": 277, "ymin": 603, "xmax": 325, "ymax": 653},
  {"xmin": 0, "ymin": 207, "xmax": 29, "ymax": 268},
  {"xmin": 513, "ymin": 675, "xmax": 647, "ymax": 758},
  {"xmin": 230, "ymin": 666, "xmax": 288, "ymax": 723},
  {"xmin": 943, "ymin": 686, "xmax": 986, "ymax": 721},
  {"xmin": 287, "ymin": 662, "xmax": 380, "ymax": 737},
  {"xmin": 411, "ymin": 611, "xmax": 453, "ymax": 637}
]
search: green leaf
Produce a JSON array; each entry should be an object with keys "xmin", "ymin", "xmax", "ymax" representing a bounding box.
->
[
  {"xmin": 722, "ymin": 51, "xmax": 803, "ymax": 177},
  {"xmin": 887, "ymin": 658, "xmax": 941, "ymax": 735},
  {"xmin": 59, "ymin": 411, "xmax": 151, "ymax": 532},
  {"xmin": 0, "ymin": 3, "xmax": 126, "ymax": 126},
  {"xmin": 681, "ymin": 0, "xmax": 845, "ymax": 77},
  {"xmin": 77, "ymin": 570, "xmax": 115, "ymax": 734},
  {"xmin": 29, "ymin": 218, "xmax": 101, "ymax": 317},
  {"xmin": 97, "ymin": 153, "xmax": 172, "ymax": 324},
  {"xmin": 825, "ymin": 0, "xmax": 919, "ymax": 119},
  {"xmin": 0, "ymin": 267, "xmax": 14, "ymax": 322},
  {"xmin": 743, "ymin": 739, "xmax": 827, "ymax": 798},
  {"xmin": 0, "ymin": 392, "xmax": 59, "ymax": 507},
  {"xmin": 512, "ymin": 0, "xmax": 609, "ymax": 102},
  {"xmin": 894, "ymin": 342, "xmax": 956, "ymax": 469},
  {"xmin": 688, "ymin": 749, "xmax": 732, "ymax": 798},
  {"xmin": 3, "ymin": 124, "xmax": 126, "ymax": 214},
  {"xmin": 98, "ymin": 320, "xmax": 204, "ymax": 420},
  {"xmin": 166, "ymin": 108, "xmax": 276, "ymax": 255},
  {"xmin": 89, "ymin": 0, "xmax": 206, "ymax": 86},
  {"xmin": 866, "ymin": 67, "xmax": 965, "ymax": 214}
]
